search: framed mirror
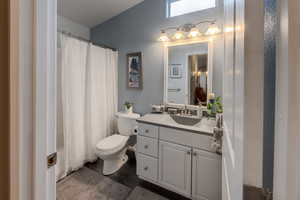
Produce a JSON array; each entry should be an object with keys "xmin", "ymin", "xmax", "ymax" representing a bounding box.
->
[{"xmin": 164, "ymin": 41, "xmax": 213, "ymax": 106}]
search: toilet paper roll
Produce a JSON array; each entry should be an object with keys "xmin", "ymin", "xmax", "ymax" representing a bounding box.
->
[{"xmin": 132, "ymin": 126, "xmax": 138, "ymax": 135}]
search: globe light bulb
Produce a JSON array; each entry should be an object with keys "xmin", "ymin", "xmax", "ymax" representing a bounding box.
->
[
  {"xmin": 205, "ymin": 23, "xmax": 221, "ymax": 35},
  {"xmin": 188, "ymin": 27, "xmax": 201, "ymax": 38},
  {"xmin": 158, "ymin": 31, "xmax": 170, "ymax": 42},
  {"xmin": 173, "ymin": 29, "xmax": 185, "ymax": 40}
]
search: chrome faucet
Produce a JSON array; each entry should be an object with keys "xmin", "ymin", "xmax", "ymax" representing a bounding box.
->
[{"xmin": 165, "ymin": 103, "xmax": 202, "ymax": 119}]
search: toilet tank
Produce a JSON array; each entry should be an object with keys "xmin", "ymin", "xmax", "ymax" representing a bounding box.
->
[{"xmin": 116, "ymin": 112, "xmax": 140, "ymax": 136}]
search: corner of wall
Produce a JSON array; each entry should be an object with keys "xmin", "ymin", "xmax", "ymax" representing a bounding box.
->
[{"xmin": 58, "ymin": 15, "xmax": 91, "ymax": 40}]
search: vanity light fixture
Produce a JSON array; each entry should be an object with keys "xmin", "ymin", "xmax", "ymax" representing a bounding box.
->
[{"xmin": 158, "ymin": 20, "xmax": 221, "ymax": 42}]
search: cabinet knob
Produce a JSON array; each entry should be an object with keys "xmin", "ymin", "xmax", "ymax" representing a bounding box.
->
[
  {"xmin": 144, "ymin": 166, "xmax": 149, "ymax": 171},
  {"xmin": 144, "ymin": 145, "xmax": 149, "ymax": 149},
  {"xmin": 193, "ymin": 152, "xmax": 197, "ymax": 156},
  {"xmin": 145, "ymin": 129, "xmax": 149, "ymax": 133},
  {"xmin": 187, "ymin": 151, "xmax": 191, "ymax": 155}
]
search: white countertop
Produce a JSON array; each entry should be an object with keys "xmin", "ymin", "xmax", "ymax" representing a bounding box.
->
[{"xmin": 137, "ymin": 113, "xmax": 216, "ymax": 136}]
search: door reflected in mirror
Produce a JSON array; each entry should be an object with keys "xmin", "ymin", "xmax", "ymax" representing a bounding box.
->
[{"xmin": 189, "ymin": 54, "xmax": 208, "ymax": 105}]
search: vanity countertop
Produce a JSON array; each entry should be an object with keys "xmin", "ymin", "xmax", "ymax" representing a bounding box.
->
[{"xmin": 136, "ymin": 113, "xmax": 216, "ymax": 136}]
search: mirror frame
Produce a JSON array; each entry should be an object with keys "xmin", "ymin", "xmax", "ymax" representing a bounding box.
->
[{"xmin": 163, "ymin": 39, "xmax": 214, "ymax": 104}]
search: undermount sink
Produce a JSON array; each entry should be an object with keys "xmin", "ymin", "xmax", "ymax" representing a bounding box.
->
[{"xmin": 170, "ymin": 114, "xmax": 201, "ymax": 126}]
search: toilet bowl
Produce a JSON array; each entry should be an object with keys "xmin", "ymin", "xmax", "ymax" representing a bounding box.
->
[
  {"xmin": 95, "ymin": 112, "xmax": 140, "ymax": 175},
  {"xmin": 96, "ymin": 134, "xmax": 129, "ymax": 175}
]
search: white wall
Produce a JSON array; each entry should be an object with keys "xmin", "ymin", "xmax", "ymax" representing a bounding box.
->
[
  {"xmin": 58, "ymin": 15, "xmax": 90, "ymax": 40},
  {"xmin": 244, "ymin": 0, "xmax": 264, "ymax": 187}
]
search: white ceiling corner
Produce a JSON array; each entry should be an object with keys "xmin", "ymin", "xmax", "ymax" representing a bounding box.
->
[{"xmin": 58, "ymin": 0, "xmax": 144, "ymax": 28}]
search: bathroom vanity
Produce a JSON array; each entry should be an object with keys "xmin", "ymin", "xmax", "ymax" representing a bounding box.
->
[
  {"xmin": 134, "ymin": 36, "xmax": 222, "ymax": 199},
  {"xmin": 136, "ymin": 114, "xmax": 221, "ymax": 200}
]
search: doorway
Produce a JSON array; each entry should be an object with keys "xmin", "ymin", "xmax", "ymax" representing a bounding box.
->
[{"xmin": 29, "ymin": 0, "xmax": 245, "ymax": 200}]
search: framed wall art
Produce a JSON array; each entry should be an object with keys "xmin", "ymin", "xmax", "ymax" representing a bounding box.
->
[{"xmin": 127, "ymin": 52, "xmax": 143, "ymax": 89}]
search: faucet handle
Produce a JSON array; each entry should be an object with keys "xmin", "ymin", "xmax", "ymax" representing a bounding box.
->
[
  {"xmin": 216, "ymin": 114, "xmax": 223, "ymax": 128},
  {"xmin": 213, "ymin": 127, "xmax": 223, "ymax": 140}
]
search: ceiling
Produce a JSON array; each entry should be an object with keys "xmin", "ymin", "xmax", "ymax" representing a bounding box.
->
[{"xmin": 58, "ymin": 0, "xmax": 144, "ymax": 28}]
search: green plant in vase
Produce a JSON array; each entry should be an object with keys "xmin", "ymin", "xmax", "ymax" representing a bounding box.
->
[{"xmin": 207, "ymin": 95, "xmax": 223, "ymax": 118}]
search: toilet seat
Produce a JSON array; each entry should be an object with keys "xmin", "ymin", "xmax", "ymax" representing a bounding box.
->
[{"xmin": 96, "ymin": 134, "xmax": 129, "ymax": 155}]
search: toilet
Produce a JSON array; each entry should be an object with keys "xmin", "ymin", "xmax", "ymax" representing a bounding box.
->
[{"xmin": 96, "ymin": 112, "xmax": 140, "ymax": 175}]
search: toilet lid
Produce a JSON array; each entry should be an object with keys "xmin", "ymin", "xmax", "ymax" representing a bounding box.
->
[{"xmin": 96, "ymin": 135, "xmax": 128, "ymax": 151}]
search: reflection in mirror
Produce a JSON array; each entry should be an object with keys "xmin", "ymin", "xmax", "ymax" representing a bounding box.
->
[
  {"xmin": 166, "ymin": 42, "xmax": 211, "ymax": 105},
  {"xmin": 189, "ymin": 54, "xmax": 208, "ymax": 105}
]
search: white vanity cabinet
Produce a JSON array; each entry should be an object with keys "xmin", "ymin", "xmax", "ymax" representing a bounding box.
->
[
  {"xmin": 136, "ymin": 122, "xmax": 221, "ymax": 200},
  {"xmin": 159, "ymin": 141, "xmax": 192, "ymax": 197}
]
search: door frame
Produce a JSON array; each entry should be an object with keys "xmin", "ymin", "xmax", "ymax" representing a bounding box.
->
[
  {"xmin": 34, "ymin": 0, "xmax": 57, "ymax": 200},
  {"xmin": 11, "ymin": 0, "xmax": 300, "ymax": 199},
  {"xmin": 10, "ymin": 0, "xmax": 21, "ymax": 199},
  {"xmin": 273, "ymin": 0, "xmax": 300, "ymax": 199},
  {"xmin": 10, "ymin": 0, "xmax": 57, "ymax": 199}
]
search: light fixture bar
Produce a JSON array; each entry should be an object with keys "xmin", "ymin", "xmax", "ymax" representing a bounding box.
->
[
  {"xmin": 160, "ymin": 20, "xmax": 216, "ymax": 32},
  {"xmin": 158, "ymin": 19, "xmax": 221, "ymax": 42},
  {"xmin": 194, "ymin": 20, "xmax": 217, "ymax": 26}
]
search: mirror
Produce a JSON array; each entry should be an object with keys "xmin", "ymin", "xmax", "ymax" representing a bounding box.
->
[{"xmin": 164, "ymin": 42, "xmax": 213, "ymax": 105}]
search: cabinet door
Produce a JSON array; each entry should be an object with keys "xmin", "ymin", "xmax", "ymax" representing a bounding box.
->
[
  {"xmin": 136, "ymin": 153, "xmax": 158, "ymax": 182},
  {"xmin": 192, "ymin": 149, "xmax": 221, "ymax": 200},
  {"xmin": 159, "ymin": 141, "xmax": 192, "ymax": 197}
]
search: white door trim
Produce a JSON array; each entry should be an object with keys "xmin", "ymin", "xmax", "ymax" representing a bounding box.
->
[
  {"xmin": 33, "ymin": 0, "xmax": 57, "ymax": 199},
  {"xmin": 273, "ymin": 0, "xmax": 288, "ymax": 198},
  {"xmin": 273, "ymin": 0, "xmax": 300, "ymax": 199},
  {"xmin": 222, "ymin": 0, "xmax": 245, "ymax": 199},
  {"xmin": 10, "ymin": 0, "xmax": 57, "ymax": 199},
  {"xmin": 10, "ymin": 0, "xmax": 35, "ymax": 199}
]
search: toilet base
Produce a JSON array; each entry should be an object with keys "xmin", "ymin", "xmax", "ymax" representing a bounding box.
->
[{"xmin": 102, "ymin": 149, "xmax": 128, "ymax": 175}]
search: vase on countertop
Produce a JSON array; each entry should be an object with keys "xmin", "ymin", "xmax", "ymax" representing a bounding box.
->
[{"xmin": 125, "ymin": 106, "xmax": 133, "ymax": 114}]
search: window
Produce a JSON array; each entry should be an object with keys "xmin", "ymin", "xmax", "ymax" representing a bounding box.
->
[{"xmin": 167, "ymin": 0, "xmax": 216, "ymax": 18}]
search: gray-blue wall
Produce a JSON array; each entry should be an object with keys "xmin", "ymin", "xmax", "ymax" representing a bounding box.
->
[{"xmin": 91, "ymin": 0, "xmax": 223, "ymax": 114}]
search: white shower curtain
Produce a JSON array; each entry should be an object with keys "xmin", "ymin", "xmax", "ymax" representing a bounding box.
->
[
  {"xmin": 85, "ymin": 45, "xmax": 118, "ymax": 161},
  {"xmin": 56, "ymin": 34, "xmax": 118, "ymax": 181}
]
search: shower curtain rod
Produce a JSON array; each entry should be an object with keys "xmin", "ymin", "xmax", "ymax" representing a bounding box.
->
[{"xmin": 58, "ymin": 30, "xmax": 117, "ymax": 51}]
